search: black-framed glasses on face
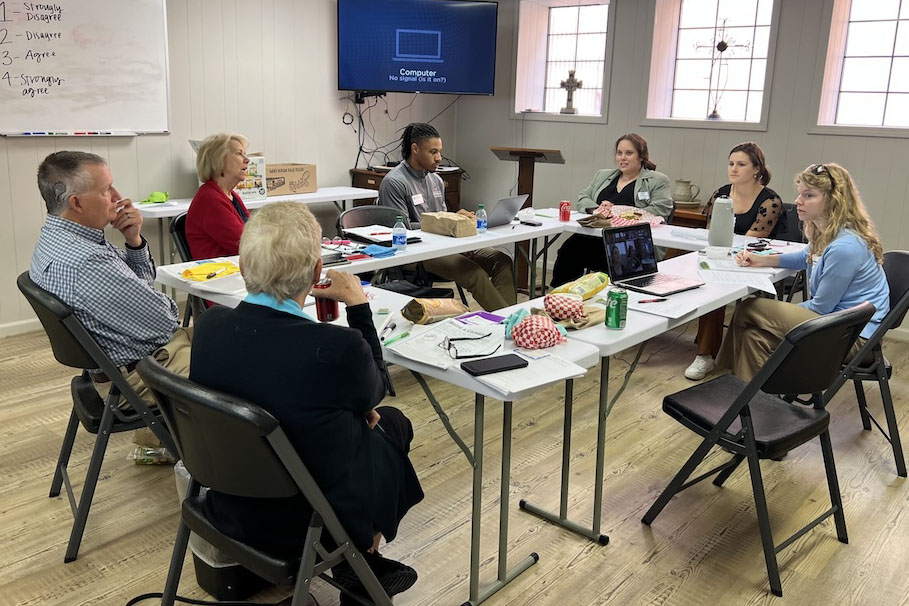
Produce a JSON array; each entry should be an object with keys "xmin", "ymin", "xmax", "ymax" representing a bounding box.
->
[
  {"xmin": 438, "ymin": 332, "xmax": 501, "ymax": 359},
  {"xmin": 809, "ymin": 164, "xmax": 836, "ymax": 189}
]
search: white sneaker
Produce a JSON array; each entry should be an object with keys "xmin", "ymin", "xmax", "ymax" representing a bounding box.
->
[{"xmin": 685, "ymin": 355, "xmax": 715, "ymax": 380}]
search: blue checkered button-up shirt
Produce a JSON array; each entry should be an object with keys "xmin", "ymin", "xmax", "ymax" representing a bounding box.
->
[{"xmin": 30, "ymin": 214, "xmax": 179, "ymax": 368}]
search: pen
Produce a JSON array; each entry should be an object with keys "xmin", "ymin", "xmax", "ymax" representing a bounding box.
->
[
  {"xmin": 379, "ymin": 320, "xmax": 397, "ymax": 341},
  {"xmin": 383, "ymin": 331, "xmax": 409, "ymax": 346},
  {"xmin": 638, "ymin": 298, "xmax": 667, "ymax": 303},
  {"xmin": 369, "ymin": 231, "xmax": 391, "ymax": 236}
]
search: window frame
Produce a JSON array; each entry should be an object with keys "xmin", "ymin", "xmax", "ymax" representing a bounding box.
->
[
  {"xmin": 509, "ymin": 0, "xmax": 617, "ymax": 125},
  {"xmin": 809, "ymin": 0, "xmax": 909, "ymax": 138},
  {"xmin": 641, "ymin": 0, "xmax": 782, "ymax": 132}
]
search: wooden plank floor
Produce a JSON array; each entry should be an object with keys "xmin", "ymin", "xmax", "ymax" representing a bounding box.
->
[{"xmin": 1, "ymin": 323, "xmax": 908, "ymax": 606}]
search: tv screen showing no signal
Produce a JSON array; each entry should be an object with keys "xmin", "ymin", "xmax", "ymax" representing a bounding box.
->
[{"xmin": 338, "ymin": 0, "xmax": 498, "ymax": 96}]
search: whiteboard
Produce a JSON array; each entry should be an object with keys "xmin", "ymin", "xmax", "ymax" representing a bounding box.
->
[{"xmin": 0, "ymin": 0, "xmax": 169, "ymax": 134}]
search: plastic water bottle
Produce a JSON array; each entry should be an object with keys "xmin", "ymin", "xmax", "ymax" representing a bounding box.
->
[
  {"xmin": 392, "ymin": 216, "xmax": 407, "ymax": 251},
  {"xmin": 476, "ymin": 204, "xmax": 488, "ymax": 234},
  {"xmin": 708, "ymin": 195, "xmax": 734, "ymax": 247}
]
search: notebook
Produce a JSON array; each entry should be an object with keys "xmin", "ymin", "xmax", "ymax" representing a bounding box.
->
[
  {"xmin": 485, "ymin": 194, "xmax": 529, "ymax": 228},
  {"xmin": 343, "ymin": 224, "xmax": 422, "ymax": 246},
  {"xmin": 603, "ymin": 224, "xmax": 704, "ymax": 296}
]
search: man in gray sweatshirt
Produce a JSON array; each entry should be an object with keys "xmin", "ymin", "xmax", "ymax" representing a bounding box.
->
[{"xmin": 377, "ymin": 123, "xmax": 515, "ymax": 311}]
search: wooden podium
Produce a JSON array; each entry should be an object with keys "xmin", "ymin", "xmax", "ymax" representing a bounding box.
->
[{"xmin": 491, "ymin": 146, "xmax": 565, "ymax": 292}]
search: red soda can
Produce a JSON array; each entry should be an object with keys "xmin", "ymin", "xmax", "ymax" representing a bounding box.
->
[
  {"xmin": 313, "ymin": 279, "xmax": 339, "ymax": 322},
  {"xmin": 559, "ymin": 200, "xmax": 571, "ymax": 222}
]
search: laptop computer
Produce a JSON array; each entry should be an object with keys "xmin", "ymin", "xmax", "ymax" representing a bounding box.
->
[
  {"xmin": 486, "ymin": 194, "xmax": 529, "ymax": 228},
  {"xmin": 603, "ymin": 223, "xmax": 704, "ymax": 296}
]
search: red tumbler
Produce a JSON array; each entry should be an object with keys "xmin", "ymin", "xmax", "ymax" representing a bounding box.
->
[{"xmin": 313, "ymin": 279, "xmax": 339, "ymax": 322}]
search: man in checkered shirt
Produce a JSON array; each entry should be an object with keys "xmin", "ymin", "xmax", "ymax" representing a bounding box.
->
[{"xmin": 30, "ymin": 151, "xmax": 192, "ymax": 404}]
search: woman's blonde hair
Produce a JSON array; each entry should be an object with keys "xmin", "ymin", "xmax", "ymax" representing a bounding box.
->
[
  {"xmin": 239, "ymin": 202, "xmax": 322, "ymax": 301},
  {"xmin": 196, "ymin": 133, "xmax": 249, "ymax": 182},
  {"xmin": 797, "ymin": 162, "xmax": 883, "ymax": 265}
]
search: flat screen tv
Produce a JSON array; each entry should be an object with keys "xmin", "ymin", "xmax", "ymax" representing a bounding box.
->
[{"xmin": 338, "ymin": 0, "xmax": 498, "ymax": 96}]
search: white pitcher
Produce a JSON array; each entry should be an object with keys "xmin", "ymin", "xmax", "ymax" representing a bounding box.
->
[{"xmin": 671, "ymin": 179, "xmax": 700, "ymax": 202}]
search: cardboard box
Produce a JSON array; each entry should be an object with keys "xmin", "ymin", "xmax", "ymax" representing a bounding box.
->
[
  {"xmin": 236, "ymin": 154, "xmax": 267, "ymax": 201},
  {"xmin": 266, "ymin": 163, "xmax": 317, "ymax": 196}
]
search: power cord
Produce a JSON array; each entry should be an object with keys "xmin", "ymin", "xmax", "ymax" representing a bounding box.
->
[{"xmin": 125, "ymin": 593, "xmax": 292, "ymax": 606}]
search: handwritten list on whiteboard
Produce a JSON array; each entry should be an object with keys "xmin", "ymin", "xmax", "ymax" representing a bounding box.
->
[{"xmin": 0, "ymin": 0, "xmax": 169, "ymax": 134}]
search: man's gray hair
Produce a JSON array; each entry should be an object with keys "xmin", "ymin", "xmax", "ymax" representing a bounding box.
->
[
  {"xmin": 239, "ymin": 202, "xmax": 322, "ymax": 301},
  {"xmin": 37, "ymin": 151, "xmax": 107, "ymax": 215}
]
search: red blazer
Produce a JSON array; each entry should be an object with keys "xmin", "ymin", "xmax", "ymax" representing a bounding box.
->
[{"xmin": 186, "ymin": 180, "xmax": 250, "ymax": 259}]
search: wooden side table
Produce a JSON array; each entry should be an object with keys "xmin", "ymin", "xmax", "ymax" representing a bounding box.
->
[
  {"xmin": 349, "ymin": 167, "xmax": 463, "ymax": 211},
  {"xmin": 672, "ymin": 204, "xmax": 707, "ymax": 228}
]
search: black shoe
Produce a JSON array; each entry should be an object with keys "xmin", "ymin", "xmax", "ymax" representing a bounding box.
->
[{"xmin": 332, "ymin": 551, "xmax": 417, "ymax": 600}]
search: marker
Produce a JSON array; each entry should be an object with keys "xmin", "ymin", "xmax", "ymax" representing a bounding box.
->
[
  {"xmin": 638, "ymin": 298, "xmax": 667, "ymax": 304},
  {"xmin": 380, "ymin": 321, "xmax": 397, "ymax": 341},
  {"xmin": 383, "ymin": 331, "xmax": 409, "ymax": 346},
  {"xmin": 369, "ymin": 231, "xmax": 391, "ymax": 236}
]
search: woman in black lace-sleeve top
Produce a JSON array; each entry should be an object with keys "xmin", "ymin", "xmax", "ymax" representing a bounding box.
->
[{"xmin": 685, "ymin": 142, "xmax": 784, "ymax": 381}]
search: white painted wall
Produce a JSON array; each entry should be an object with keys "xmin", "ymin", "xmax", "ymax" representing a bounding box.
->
[
  {"xmin": 0, "ymin": 0, "xmax": 457, "ymax": 334},
  {"xmin": 454, "ymin": 0, "xmax": 909, "ymax": 253},
  {"xmin": 3, "ymin": 0, "xmax": 906, "ymax": 338}
]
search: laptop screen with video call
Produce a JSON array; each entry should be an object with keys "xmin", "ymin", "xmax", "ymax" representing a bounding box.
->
[{"xmin": 603, "ymin": 224, "xmax": 659, "ymax": 281}]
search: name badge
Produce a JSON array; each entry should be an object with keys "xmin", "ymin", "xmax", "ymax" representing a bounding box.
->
[
  {"xmin": 412, "ymin": 193, "xmax": 425, "ymax": 206},
  {"xmin": 431, "ymin": 185, "xmax": 442, "ymax": 199},
  {"xmin": 638, "ymin": 191, "xmax": 650, "ymax": 201}
]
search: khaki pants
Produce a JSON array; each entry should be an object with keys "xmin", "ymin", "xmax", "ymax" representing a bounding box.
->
[
  {"xmin": 715, "ymin": 297, "xmax": 865, "ymax": 382},
  {"xmin": 421, "ymin": 248, "xmax": 516, "ymax": 311},
  {"xmin": 94, "ymin": 328, "xmax": 193, "ymax": 447}
]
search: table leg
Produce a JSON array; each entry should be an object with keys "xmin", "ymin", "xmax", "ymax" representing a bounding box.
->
[
  {"xmin": 519, "ymin": 364, "xmax": 610, "ymax": 545},
  {"xmin": 464, "ymin": 396, "xmax": 538, "ymax": 606},
  {"xmin": 529, "ymin": 239, "xmax": 538, "ymax": 298}
]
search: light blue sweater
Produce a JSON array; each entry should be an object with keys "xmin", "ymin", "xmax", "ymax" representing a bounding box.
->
[{"xmin": 778, "ymin": 229, "xmax": 890, "ymax": 339}]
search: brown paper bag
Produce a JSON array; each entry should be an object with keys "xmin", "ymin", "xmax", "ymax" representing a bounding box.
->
[{"xmin": 420, "ymin": 212, "xmax": 478, "ymax": 237}]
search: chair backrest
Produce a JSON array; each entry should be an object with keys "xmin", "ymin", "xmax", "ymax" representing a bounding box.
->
[
  {"xmin": 665, "ymin": 200, "xmax": 676, "ymax": 225},
  {"xmin": 337, "ymin": 205, "xmax": 411, "ymax": 233},
  {"xmin": 771, "ymin": 202, "xmax": 805, "ymax": 243},
  {"xmin": 136, "ymin": 357, "xmax": 301, "ymax": 498},
  {"xmin": 882, "ymin": 251, "xmax": 909, "ymax": 331},
  {"xmin": 761, "ymin": 301, "xmax": 876, "ymax": 395},
  {"xmin": 170, "ymin": 212, "xmax": 193, "ymax": 262},
  {"xmin": 17, "ymin": 271, "xmax": 103, "ymax": 370}
]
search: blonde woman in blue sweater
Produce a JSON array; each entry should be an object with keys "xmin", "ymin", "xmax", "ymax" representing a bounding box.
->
[{"xmin": 716, "ymin": 163, "xmax": 890, "ymax": 381}]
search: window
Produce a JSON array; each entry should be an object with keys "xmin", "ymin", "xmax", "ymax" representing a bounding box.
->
[
  {"xmin": 818, "ymin": 0, "xmax": 909, "ymax": 128},
  {"xmin": 514, "ymin": 1, "xmax": 613, "ymax": 120},
  {"xmin": 646, "ymin": 0, "xmax": 778, "ymax": 126},
  {"xmin": 543, "ymin": 5, "xmax": 609, "ymax": 114}
]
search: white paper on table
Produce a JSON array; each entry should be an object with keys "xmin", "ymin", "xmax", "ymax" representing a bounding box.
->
[
  {"xmin": 343, "ymin": 224, "xmax": 421, "ymax": 245},
  {"xmin": 698, "ymin": 268, "xmax": 777, "ymax": 295},
  {"xmin": 534, "ymin": 207, "xmax": 584, "ymax": 220},
  {"xmin": 193, "ymin": 272, "xmax": 248, "ymax": 295},
  {"xmin": 386, "ymin": 319, "xmax": 505, "ymax": 370},
  {"xmin": 626, "ymin": 289, "xmax": 703, "ymax": 319},
  {"xmin": 670, "ymin": 227, "xmax": 709, "ymax": 241},
  {"xmin": 474, "ymin": 353, "xmax": 587, "ymax": 393},
  {"xmin": 698, "ymin": 258, "xmax": 778, "ymax": 274}
]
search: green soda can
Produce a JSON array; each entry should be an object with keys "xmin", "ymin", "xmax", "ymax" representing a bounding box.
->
[{"xmin": 605, "ymin": 288, "xmax": 628, "ymax": 329}]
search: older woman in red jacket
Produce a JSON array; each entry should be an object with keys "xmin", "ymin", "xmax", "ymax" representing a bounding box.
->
[{"xmin": 186, "ymin": 133, "xmax": 251, "ymax": 259}]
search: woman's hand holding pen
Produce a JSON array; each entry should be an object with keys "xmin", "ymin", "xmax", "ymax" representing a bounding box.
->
[
  {"xmin": 736, "ymin": 249, "xmax": 780, "ymax": 268},
  {"xmin": 313, "ymin": 270, "xmax": 368, "ymax": 306}
]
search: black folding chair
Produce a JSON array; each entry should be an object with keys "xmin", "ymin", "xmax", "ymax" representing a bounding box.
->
[
  {"xmin": 169, "ymin": 212, "xmax": 206, "ymax": 325},
  {"xmin": 823, "ymin": 251, "xmax": 909, "ymax": 477},
  {"xmin": 773, "ymin": 202, "xmax": 808, "ymax": 302},
  {"xmin": 16, "ymin": 272, "xmax": 177, "ymax": 562},
  {"xmin": 642, "ymin": 302, "xmax": 876, "ymax": 597},
  {"xmin": 136, "ymin": 357, "xmax": 393, "ymax": 606},
  {"xmin": 337, "ymin": 205, "xmax": 466, "ymax": 304}
]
